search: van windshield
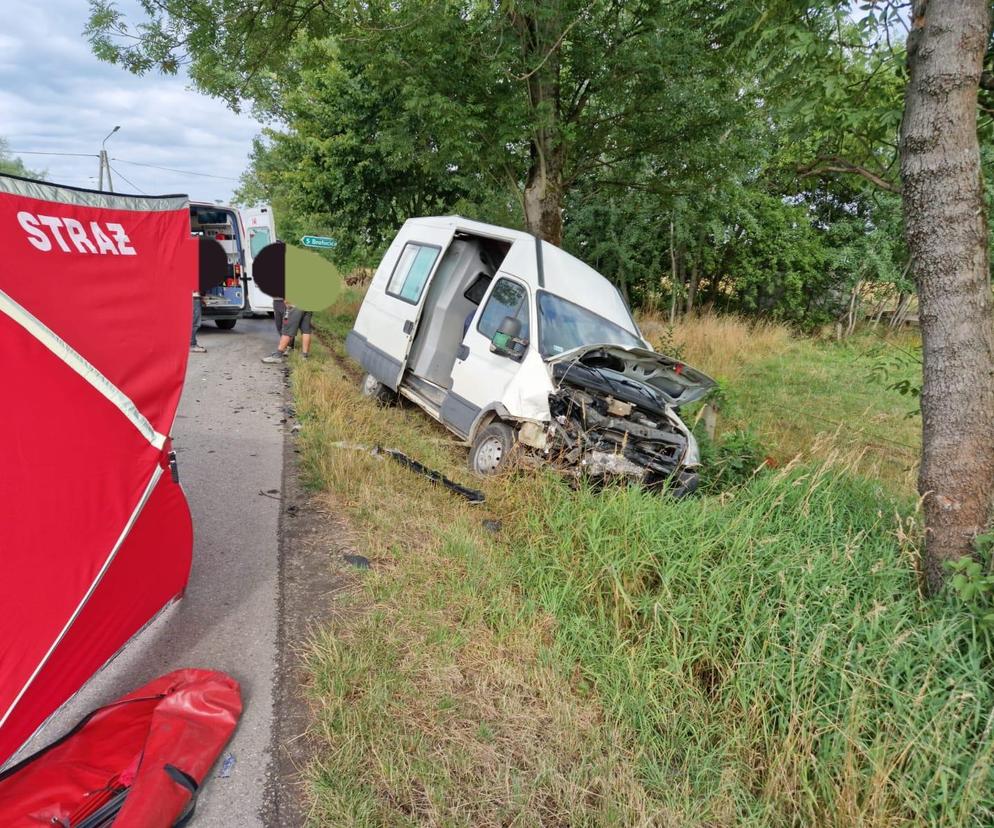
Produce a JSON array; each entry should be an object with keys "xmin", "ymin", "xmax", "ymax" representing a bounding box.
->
[{"xmin": 537, "ymin": 291, "xmax": 643, "ymax": 358}]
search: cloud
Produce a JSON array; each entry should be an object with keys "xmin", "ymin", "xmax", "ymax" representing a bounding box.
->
[{"xmin": 0, "ymin": 0, "xmax": 262, "ymax": 202}]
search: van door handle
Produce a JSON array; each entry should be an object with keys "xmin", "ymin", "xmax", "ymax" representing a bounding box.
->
[{"xmin": 403, "ymin": 320, "xmax": 414, "ymax": 334}]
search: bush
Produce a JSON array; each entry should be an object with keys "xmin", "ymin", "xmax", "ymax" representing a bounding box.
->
[
  {"xmin": 946, "ymin": 532, "xmax": 994, "ymax": 633},
  {"xmin": 695, "ymin": 427, "xmax": 767, "ymax": 493}
]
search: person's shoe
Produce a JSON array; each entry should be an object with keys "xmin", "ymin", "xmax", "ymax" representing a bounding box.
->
[
  {"xmin": 261, "ymin": 350, "xmax": 286, "ymax": 364},
  {"xmin": 301, "ymin": 352, "xmax": 310, "ymax": 360},
  {"xmin": 190, "ymin": 344, "xmax": 207, "ymax": 353}
]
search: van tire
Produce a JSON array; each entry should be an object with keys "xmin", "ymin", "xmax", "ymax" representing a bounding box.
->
[
  {"xmin": 469, "ymin": 422, "xmax": 518, "ymax": 476},
  {"xmin": 215, "ymin": 319, "xmax": 237, "ymax": 330},
  {"xmin": 361, "ymin": 373, "xmax": 396, "ymax": 405}
]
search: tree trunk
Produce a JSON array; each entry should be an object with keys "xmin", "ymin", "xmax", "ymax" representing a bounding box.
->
[
  {"xmin": 845, "ymin": 280, "xmax": 862, "ymax": 337},
  {"xmin": 617, "ymin": 268, "xmax": 631, "ymax": 306},
  {"xmin": 686, "ymin": 253, "xmax": 700, "ymax": 316},
  {"xmin": 669, "ymin": 219, "xmax": 678, "ymax": 324},
  {"xmin": 869, "ymin": 293, "xmax": 887, "ymax": 328},
  {"xmin": 890, "ymin": 292, "xmax": 910, "ymax": 329},
  {"xmin": 515, "ymin": 8, "xmax": 565, "ymax": 247},
  {"xmin": 686, "ymin": 226, "xmax": 704, "ymax": 315},
  {"xmin": 523, "ymin": 144, "xmax": 564, "ymax": 245},
  {"xmin": 901, "ymin": 0, "xmax": 994, "ymax": 592}
]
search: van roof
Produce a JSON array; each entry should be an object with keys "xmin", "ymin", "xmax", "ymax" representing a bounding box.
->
[{"xmin": 404, "ymin": 216, "xmax": 640, "ymax": 337}]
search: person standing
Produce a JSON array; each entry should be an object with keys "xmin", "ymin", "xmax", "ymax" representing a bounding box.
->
[
  {"xmin": 190, "ymin": 292, "xmax": 206, "ymax": 353},
  {"xmin": 262, "ymin": 303, "xmax": 311, "ymax": 362},
  {"xmin": 272, "ymin": 297, "xmax": 295, "ymax": 350}
]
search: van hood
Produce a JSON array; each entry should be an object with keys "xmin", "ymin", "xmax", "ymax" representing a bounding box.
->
[{"xmin": 547, "ymin": 344, "xmax": 717, "ymax": 410}]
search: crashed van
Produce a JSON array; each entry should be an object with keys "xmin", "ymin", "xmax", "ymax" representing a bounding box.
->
[{"xmin": 346, "ymin": 216, "xmax": 716, "ymax": 493}]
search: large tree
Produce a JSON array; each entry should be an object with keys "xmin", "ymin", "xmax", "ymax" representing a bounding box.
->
[
  {"xmin": 725, "ymin": 0, "xmax": 994, "ymax": 591},
  {"xmin": 86, "ymin": 0, "xmax": 745, "ymax": 245},
  {"xmin": 901, "ymin": 0, "xmax": 994, "ymax": 591}
]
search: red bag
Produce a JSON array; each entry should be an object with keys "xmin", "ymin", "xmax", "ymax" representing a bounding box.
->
[{"xmin": 0, "ymin": 670, "xmax": 242, "ymax": 827}]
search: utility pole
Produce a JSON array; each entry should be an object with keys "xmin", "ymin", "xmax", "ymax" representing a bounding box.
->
[{"xmin": 98, "ymin": 126, "xmax": 120, "ymax": 191}]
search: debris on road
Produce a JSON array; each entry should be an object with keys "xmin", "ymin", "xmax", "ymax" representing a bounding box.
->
[
  {"xmin": 218, "ymin": 753, "xmax": 236, "ymax": 779},
  {"xmin": 379, "ymin": 448, "xmax": 485, "ymax": 504},
  {"xmin": 326, "ymin": 441, "xmax": 486, "ymax": 502}
]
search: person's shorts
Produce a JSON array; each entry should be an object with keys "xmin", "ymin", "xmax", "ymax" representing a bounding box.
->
[{"xmin": 282, "ymin": 307, "xmax": 313, "ymax": 337}]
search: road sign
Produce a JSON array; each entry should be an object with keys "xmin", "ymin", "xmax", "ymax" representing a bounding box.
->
[{"xmin": 300, "ymin": 235, "xmax": 336, "ymax": 249}]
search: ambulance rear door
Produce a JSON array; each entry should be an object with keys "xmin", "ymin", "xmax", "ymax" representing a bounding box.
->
[{"xmin": 241, "ymin": 205, "xmax": 277, "ymax": 313}]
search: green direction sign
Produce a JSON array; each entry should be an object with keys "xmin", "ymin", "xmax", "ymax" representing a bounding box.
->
[{"xmin": 300, "ymin": 235, "xmax": 336, "ymax": 249}]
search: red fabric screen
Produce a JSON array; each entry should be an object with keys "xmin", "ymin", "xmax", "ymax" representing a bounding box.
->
[{"xmin": 0, "ymin": 177, "xmax": 196, "ymax": 764}]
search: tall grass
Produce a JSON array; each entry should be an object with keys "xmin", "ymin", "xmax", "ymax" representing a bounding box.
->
[
  {"xmin": 637, "ymin": 311, "xmax": 791, "ymax": 381},
  {"xmin": 507, "ymin": 462, "xmax": 994, "ymax": 825},
  {"xmin": 638, "ymin": 311, "xmax": 920, "ymax": 494}
]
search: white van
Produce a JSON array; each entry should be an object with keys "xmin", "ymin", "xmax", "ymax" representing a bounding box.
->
[
  {"xmin": 347, "ymin": 216, "xmax": 716, "ymax": 493},
  {"xmin": 190, "ymin": 201, "xmax": 277, "ymax": 328}
]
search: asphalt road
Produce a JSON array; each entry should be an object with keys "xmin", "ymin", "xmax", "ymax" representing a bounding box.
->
[{"xmin": 14, "ymin": 317, "xmax": 287, "ymax": 825}]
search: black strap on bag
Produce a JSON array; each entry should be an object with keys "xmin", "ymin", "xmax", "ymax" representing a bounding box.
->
[{"xmin": 164, "ymin": 764, "xmax": 200, "ymax": 827}]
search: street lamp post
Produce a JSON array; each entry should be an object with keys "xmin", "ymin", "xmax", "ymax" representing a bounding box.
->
[{"xmin": 98, "ymin": 126, "xmax": 120, "ymax": 191}]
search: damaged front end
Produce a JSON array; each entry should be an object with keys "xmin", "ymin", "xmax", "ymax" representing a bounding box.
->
[{"xmin": 543, "ymin": 345, "xmax": 716, "ymax": 495}]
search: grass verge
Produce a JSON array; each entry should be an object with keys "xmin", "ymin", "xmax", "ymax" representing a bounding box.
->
[{"xmin": 290, "ymin": 300, "xmax": 992, "ymax": 826}]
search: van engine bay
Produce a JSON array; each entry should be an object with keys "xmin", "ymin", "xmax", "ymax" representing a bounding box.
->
[{"xmin": 543, "ymin": 353, "xmax": 701, "ymax": 495}]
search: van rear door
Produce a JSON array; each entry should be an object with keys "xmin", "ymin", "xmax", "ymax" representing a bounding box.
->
[
  {"xmin": 241, "ymin": 206, "xmax": 277, "ymax": 312},
  {"xmin": 190, "ymin": 204, "xmax": 247, "ymax": 313},
  {"xmin": 349, "ymin": 223, "xmax": 454, "ymax": 390}
]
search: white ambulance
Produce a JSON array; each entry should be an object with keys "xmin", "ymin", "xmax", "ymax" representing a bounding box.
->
[{"xmin": 190, "ymin": 202, "xmax": 277, "ymax": 328}]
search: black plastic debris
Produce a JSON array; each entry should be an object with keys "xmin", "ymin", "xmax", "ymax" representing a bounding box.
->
[{"xmin": 377, "ymin": 447, "xmax": 485, "ymax": 504}]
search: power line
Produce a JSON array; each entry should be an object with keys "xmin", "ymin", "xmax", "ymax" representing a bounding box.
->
[
  {"xmin": 9, "ymin": 150, "xmax": 241, "ymax": 184},
  {"xmin": 111, "ymin": 157, "xmax": 240, "ymax": 182},
  {"xmin": 10, "ymin": 150, "xmax": 99, "ymax": 158},
  {"xmin": 107, "ymin": 165, "xmax": 148, "ymax": 195}
]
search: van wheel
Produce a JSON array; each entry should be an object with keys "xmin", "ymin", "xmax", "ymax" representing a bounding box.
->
[
  {"xmin": 469, "ymin": 422, "xmax": 518, "ymax": 476},
  {"xmin": 215, "ymin": 319, "xmax": 237, "ymax": 330},
  {"xmin": 360, "ymin": 373, "xmax": 396, "ymax": 405}
]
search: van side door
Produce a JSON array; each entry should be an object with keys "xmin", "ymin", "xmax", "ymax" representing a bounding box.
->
[
  {"xmin": 444, "ymin": 275, "xmax": 532, "ymax": 437},
  {"xmin": 348, "ymin": 225, "xmax": 454, "ymax": 389}
]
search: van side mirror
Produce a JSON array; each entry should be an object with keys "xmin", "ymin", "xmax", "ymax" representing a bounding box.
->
[{"xmin": 491, "ymin": 315, "xmax": 528, "ymax": 360}]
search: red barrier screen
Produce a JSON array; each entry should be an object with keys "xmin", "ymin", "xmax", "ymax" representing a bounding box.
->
[{"xmin": 0, "ymin": 175, "xmax": 196, "ymax": 763}]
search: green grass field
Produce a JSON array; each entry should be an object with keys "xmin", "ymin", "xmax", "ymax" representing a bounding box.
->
[{"xmin": 288, "ymin": 299, "xmax": 991, "ymax": 826}]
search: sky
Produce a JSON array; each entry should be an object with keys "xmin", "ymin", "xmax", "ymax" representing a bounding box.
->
[{"xmin": 0, "ymin": 0, "xmax": 262, "ymax": 202}]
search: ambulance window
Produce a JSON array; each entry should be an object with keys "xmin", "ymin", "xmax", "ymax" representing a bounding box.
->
[
  {"xmin": 386, "ymin": 242, "xmax": 441, "ymax": 304},
  {"xmin": 249, "ymin": 227, "xmax": 271, "ymax": 257},
  {"xmin": 478, "ymin": 278, "xmax": 529, "ymax": 341}
]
